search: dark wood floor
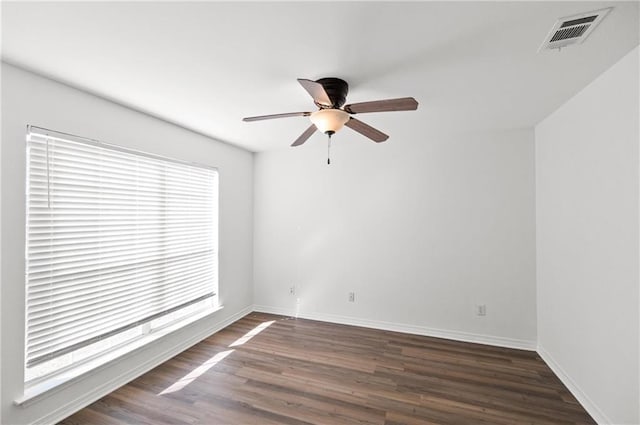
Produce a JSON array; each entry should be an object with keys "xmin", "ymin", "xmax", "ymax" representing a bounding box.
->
[{"xmin": 60, "ymin": 312, "xmax": 595, "ymax": 425}]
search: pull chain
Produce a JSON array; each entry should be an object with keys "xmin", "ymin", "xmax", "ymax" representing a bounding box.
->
[{"xmin": 327, "ymin": 133, "xmax": 332, "ymax": 165}]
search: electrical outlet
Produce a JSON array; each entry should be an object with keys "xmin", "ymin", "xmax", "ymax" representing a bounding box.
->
[
  {"xmin": 289, "ymin": 286, "xmax": 296, "ymax": 295},
  {"xmin": 348, "ymin": 292, "xmax": 355, "ymax": 302},
  {"xmin": 475, "ymin": 304, "xmax": 486, "ymax": 316}
]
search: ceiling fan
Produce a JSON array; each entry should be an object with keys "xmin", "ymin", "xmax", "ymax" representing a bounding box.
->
[{"xmin": 243, "ymin": 78, "xmax": 418, "ymax": 162}]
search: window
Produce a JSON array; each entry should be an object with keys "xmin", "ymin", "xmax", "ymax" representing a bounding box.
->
[{"xmin": 25, "ymin": 126, "xmax": 218, "ymax": 382}]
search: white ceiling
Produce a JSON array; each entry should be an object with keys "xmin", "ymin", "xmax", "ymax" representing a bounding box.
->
[{"xmin": 2, "ymin": 1, "xmax": 638, "ymax": 152}]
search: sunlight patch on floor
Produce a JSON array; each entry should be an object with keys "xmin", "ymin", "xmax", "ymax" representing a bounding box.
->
[
  {"xmin": 158, "ymin": 319, "xmax": 277, "ymax": 395},
  {"xmin": 229, "ymin": 320, "xmax": 275, "ymax": 347},
  {"xmin": 159, "ymin": 349, "xmax": 234, "ymax": 395}
]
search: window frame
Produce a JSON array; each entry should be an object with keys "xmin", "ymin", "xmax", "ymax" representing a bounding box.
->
[{"xmin": 23, "ymin": 125, "xmax": 220, "ymax": 389}]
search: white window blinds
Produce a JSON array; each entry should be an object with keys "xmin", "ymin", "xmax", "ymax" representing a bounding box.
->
[{"xmin": 25, "ymin": 127, "xmax": 218, "ymax": 367}]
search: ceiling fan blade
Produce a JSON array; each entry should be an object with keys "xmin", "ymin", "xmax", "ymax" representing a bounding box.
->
[
  {"xmin": 297, "ymin": 79, "xmax": 332, "ymax": 106},
  {"xmin": 344, "ymin": 97, "xmax": 418, "ymax": 114},
  {"xmin": 345, "ymin": 118, "xmax": 389, "ymax": 143},
  {"xmin": 291, "ymin": 125, "xmax": 317, "ymax": 147},
  {"xmin": 243, "ymin": 112, "xmax": 310, "ymax": 122}
]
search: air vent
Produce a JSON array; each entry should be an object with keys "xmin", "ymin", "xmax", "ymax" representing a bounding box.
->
[{"xmin": 539, "ymin": 8, "xmax": 612, "ymax": 51}]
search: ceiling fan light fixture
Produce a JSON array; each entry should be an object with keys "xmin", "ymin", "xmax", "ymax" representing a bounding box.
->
[{"xmin": 310, "ymin": 108, "xmax": 350, "ymax": 134}]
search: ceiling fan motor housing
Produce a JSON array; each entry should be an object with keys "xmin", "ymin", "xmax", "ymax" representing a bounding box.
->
[{"xmin": 316, "ymin": 77, "xmax": 349, "ymax": 108}]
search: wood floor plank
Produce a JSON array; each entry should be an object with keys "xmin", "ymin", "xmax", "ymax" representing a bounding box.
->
[{"xmin": 59, "ymin": 313, "xmax": 596, "ymax": 425}]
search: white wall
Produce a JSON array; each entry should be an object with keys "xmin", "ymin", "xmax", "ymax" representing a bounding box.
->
[
  {"xmin": 4, "ymin": 45, "xmax": 636, "ymax": 425},
  {"xmin": 0, "ymin": 63, "xmax": 254, "ymax": 425},
  {"xmin": 536, "ymin": 46, "xmax": 639, "ymax": 425},
  {"xmin": 253, "ymin": 128, "xmax": 537, "ymax": 348}
]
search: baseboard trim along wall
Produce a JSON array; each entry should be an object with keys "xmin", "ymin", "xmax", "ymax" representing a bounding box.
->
[
  {"xmin": 537, "ymin": 345, "xmax": 610, "ymax": 425},
  {"xmin": 36, "ymin": 305, "xmax": 254, "ymax": 425},
  {"xmin": 252, "ymin": 305, "xmax": 537, "ymax": 351}
]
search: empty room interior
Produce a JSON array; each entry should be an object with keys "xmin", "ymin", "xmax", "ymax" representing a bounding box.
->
[{"xmin": 1, "ymin": 1, "xmax": 639, "ymax": 424}]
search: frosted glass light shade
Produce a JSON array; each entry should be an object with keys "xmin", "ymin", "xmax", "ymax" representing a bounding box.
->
[{"xmin": 310, "ymin": 109, "xmax": 350, "ymax": 134}]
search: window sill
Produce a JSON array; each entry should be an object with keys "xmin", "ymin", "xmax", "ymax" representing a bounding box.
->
[{"xmin": 15, "ymin": 305, "xmax": 224, "ymax": 407}]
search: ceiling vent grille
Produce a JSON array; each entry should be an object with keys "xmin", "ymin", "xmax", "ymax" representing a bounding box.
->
[{"xmin": 539, "ymin": 8, "xmax": 612, "ymax": 51}]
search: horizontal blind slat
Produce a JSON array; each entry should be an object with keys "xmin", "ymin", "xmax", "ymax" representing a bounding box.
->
[
  {"xmin": 26, "ymin": 293, "xmax": 214, "ymax": 366},
  {"xmin": 27, "ymin": 263, "xmax": 211, "ymax": 314},
  {"xmin": 28, "ymin": 281, "xmax": 214, "ymax": 337},
  {"xmin": 28, "ymin": 261, "xmax": 215, "ymax": 311}
]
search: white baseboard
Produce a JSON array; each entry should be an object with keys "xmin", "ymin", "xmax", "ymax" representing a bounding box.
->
[
  {"xmin": 36, "ymin": 305, "xmax": 253, "ymax": 425},
  {"xmin": 537, "ymin": 345, "xmax": 611, "ymax": 425},
  {"xmin": 252, "ymin": 304, "xmax": 537, "ymax": 351}
]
